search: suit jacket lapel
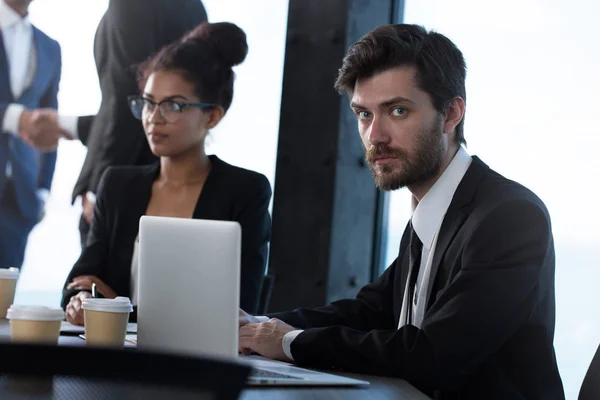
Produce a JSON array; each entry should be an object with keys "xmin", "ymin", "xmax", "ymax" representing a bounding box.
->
[
  {"xmin": 19, "ymin": 27, "xmax": 47, "ymax": 102},
  {"xmin": 191, "ymin": 155, "xmax": 223, "ymax": 218},
  {"xmin": 0, "ymin": 30, "xmax": 13, "ymax": 102},
  {"xmin": 114, "ymin": 163, "xmax": 158, "ymax": 288},
  {"xmin": 129, "ymin": 163, "xmax": 159, "ymax": 226},
  {"xmin": 425, "ymin": 156, "xmax": 490, "ymax": 305},
  {"xmin": 393, "ymin": 225, "xmax": 412, "ymax": 326}
]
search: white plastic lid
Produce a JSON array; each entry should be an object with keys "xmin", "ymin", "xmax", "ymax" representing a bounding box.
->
[
  {"xmin": 0, "ymin": 267, "xmax": 19, "ymax": 279},
  {"xmin": 6, "ymin": 305, "xmax": 64, "ymax": 321},
  {"xmin": 82, "ymin": 297, "xmax": 133, "ymax": 313}
]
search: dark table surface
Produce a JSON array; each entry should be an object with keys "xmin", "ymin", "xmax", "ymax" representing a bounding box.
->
[{"xmin": 0, "ymin": 319, "xmax": 430, "ymax": 399}]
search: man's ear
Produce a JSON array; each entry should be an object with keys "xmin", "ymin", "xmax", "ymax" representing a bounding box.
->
[{"xmin": 442, "ymin": 97, "xmax": 465, "ymax": 135}]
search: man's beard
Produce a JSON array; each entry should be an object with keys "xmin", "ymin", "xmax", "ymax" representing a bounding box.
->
[{"xmin": 365, "ymin": 117, "xmax": 445, "ymax": 191}]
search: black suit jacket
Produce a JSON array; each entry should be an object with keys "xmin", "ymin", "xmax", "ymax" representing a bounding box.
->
[
  {"xmin": 270, "ymin": 157, "xmax": 565, "ymax": 400},
  {"xmin": 62, "ymin": 155, "xmax": 272, "ymax": 315},
  {"xmin": 72, "ymin": 0, "xmax": 208, "ymax": 200}
]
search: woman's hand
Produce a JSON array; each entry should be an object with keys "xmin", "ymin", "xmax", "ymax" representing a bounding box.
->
[
  {"xmin": 65, "ymin": 291, "xmax": 92, "ymax": 326},
  {"xmin": 67, "ymin": 275, "xmax": 117, "ymax": 299}
]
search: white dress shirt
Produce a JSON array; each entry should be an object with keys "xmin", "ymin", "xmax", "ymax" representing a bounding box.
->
[
  {"xmin": 58, "ymin": 114, "xmax": 79, "ymax": 140},
  {"xmin": 398, "ymin": 146, "xmax": 472, "ymax": 328},
  {"xmin": 268, "ymin": 146, "xmax": 472, "ymax": 361}
]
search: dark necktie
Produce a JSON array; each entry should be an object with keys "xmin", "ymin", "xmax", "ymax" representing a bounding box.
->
[{"xmin": 407, "ymin": 222, "xmax": 423, "ymax": 325}]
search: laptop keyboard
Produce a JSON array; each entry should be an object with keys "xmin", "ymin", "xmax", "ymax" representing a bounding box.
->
[{"xmin": 250, "ymin": 368, "xmax": 303, "ymax": 380}]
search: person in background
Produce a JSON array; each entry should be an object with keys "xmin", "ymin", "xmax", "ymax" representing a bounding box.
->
[
  {"xmin": 237, "ymin": 24, "xmax": 565, "ymax": 399},
  {"xmin": 0, "ymin": 0, "xmax": 62, "ymax": 269},
  {"xmin": 62, "ymin": 22, "xmax": 272, "ymax": 325},
  {"xmin": 26, "ymin": 0, "xmax": 209, "ymax": 248}
]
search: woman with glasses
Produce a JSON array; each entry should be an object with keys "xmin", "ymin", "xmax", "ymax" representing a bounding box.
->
[{"xmin": 61, "ymin": 22, "xmax": 272, "ymax": 325}]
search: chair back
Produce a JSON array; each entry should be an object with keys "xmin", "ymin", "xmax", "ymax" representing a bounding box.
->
[
  {"xmin": 579, "ymin": 342, "xmax": 600, "ymax": 400},
  {"xmin": 0, "ymin": 343, "xmax": 250, "ymax": 400}
]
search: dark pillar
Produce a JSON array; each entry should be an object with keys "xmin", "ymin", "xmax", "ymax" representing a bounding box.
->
[{"xmin": 268, "ymin": 0, "xmax": 406, "ymax": 312}]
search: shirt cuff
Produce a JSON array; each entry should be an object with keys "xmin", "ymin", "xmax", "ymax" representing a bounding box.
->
[
  {"xmin": 282, "ymin": 330, "xmax": 303, "ymax": 362},
  {"xmin": 85, "ymin": 191, "xmax": 97, "ymax": 204},
  {"xmin": 37, "ymin": 188, "xmax": 50, "ymax": 204},
  {"xmin": 255, "ymin": 316, "xmax": 270, "ymax": 323},
  {"xmin": 58, "ymin": 115, "xmax": 79, "ymax": 140},
  {"xmin": 3, "ymin": 104, "xmax": 26, "ymax": 136}
]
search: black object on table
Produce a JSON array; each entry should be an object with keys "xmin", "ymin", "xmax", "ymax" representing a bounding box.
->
[{"xmin": 0, "ymin": 342, "xmax": 249, "ymax": 400}]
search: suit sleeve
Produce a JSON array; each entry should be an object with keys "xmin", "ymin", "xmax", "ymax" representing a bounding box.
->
[
  {"xmin": 61, "ymin": 168, "xmax": 116, "ymax": 309},
  {"xmin": 37, "ymin": 43, "xmax": 61, "ymax": 190},
  {"xmin": 288, "ymin": 200, "xmax": 553, "ymax": 391},
  {"xmin": 76, "ymin": 115, "xmax": 94, "ymax": 146},
  {"xmin": 236, "ymin": 174, "xmax": 272, "ymax": 314},
  {"xmin": 84, "ymin": 2, "xmax": 157, "ymax": 193}
]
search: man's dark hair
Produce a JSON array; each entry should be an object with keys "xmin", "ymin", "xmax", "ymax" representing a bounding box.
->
[
  {"xmin": 138, "ymin": 22, "xmax": 248, "ymax": 113},
  {"xmin": 335, "ymin": 24, "xmax": 467, "ymax": 146}
]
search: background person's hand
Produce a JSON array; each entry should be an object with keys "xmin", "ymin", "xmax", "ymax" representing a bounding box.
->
[
  {"xmin": 18, "ymin": 108, "xmax": 67, "ymax": 151},
  {"xmin": 81, "ymin": 193, "xmax": 95, "ymax": 224},
  {"xmin": 67, "ymin": 275, "xmax": 117, "ymax": 299},
  {"xmin": 239, "ymin": 318, "xmax": 296, "ymax": 361},
  {"xmin": 65, "ymin": 291, "xmax": 92, "ymax": 326}
]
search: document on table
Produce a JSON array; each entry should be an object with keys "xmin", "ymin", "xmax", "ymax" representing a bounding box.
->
[
  {"xmin": 78, "ymin": 334, "xmax": 137, "ymax": 348},
  {"xmin": 61, "ymin": 321, "xmax": 137, "ymax": 334}
]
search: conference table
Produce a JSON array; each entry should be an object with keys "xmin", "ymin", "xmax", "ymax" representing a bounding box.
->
[{"xmin": 0, "ymin": 320, "xmax": 431, "ymax": 399}]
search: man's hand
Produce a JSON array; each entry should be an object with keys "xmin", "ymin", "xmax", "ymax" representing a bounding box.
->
[
  {"xmin": 18, "ymin": 108, "xmax": 69, "ymax": 151},
  {"xmin": 67, "ymin": 275, "xmax": 117, "ymax": 299},
  {"xmin": 65, "ymin": 291, "xmax": 92, "ymax": 326},
  {"xmin": 81, "ymin": 193, "xmax": 95, "ymax": 225},
  {"xmin": 239, "ymin": 318, "xmax": 296, "ymax": 362}
]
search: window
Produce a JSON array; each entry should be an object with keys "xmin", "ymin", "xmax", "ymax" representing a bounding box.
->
[{"xmin": 383, "ymin": 1, "xmax": 600, "ymax": 397}]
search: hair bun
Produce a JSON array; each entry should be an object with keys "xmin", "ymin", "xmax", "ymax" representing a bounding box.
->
[{"xmin": 184, "ymin": 22, "xmax": 248, "ymax": 67}]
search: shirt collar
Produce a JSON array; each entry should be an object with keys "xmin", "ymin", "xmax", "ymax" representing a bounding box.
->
[
  {"xmin": 412, "ymin": 146, "xmax": 472, "ymax": 249},
  {"xmin": 0, "ymin": 0, "xmax": 30, "ymax": 30}
]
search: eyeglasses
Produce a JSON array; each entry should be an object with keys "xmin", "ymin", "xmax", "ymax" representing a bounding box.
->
[{"xmin": 128, "ymin": 95, "xmax": 217, "ymax": 124}]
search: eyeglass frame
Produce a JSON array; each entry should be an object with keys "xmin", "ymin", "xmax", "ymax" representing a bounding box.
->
[{"xmin": 127, "ymin": 95, "xmax": 218, "ymax": 123}]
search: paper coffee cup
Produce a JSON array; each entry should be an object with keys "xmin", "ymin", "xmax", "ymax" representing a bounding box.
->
[
  {"xmin": 6, "ymin": 305, "xmax": 64, "ymax": 344},
  {"xmin": 0, "ymin": 268, "xmax": 19, "ymax": 319},
  {"xmin": 82, "ymin": 297, "xmax": 133, "ymax": 347}
]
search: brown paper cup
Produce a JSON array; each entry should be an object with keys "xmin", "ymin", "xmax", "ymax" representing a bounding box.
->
[
  {"xmin": 84, "ymin": 309, "xmax": 130, "ymax": 347},
  {"xmin": 10, "ymin": 320, "xmax": 61, "ymax": 344},
  {"xmin": 0, "ymin": 268, "xmax": 19, "ymax": 319},
  {"xmin": 6, "ymin": 305, "xmax": 64, "ymax": 344},
  {"xmin": 82, "ymin": 297, "xmax": 133, "ymax": 348}
]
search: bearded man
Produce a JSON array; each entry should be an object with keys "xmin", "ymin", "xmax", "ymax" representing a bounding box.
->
[{"xmin": 237, "ymin": 24, "xmax": 565, "ymax": 400}]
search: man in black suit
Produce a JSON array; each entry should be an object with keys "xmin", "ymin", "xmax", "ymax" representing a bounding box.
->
[
  {"xmin": 59, "ymin": 0, "xmax": 208, "ymax": 245},
  {"xmin": 238, "ymin": 24, "xmax": 565, "ymax": 399}
]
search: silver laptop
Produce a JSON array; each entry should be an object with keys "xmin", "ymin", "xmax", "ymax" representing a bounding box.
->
[{"xmin": 137, "ymin": 216, "xmax": 368, "ymax": 387}]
